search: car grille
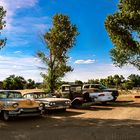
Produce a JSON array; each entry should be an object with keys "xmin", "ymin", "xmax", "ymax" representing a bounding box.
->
[
  {"xmin": 20, "ymin": 107, "xmax": 39, "ymax": 113},
  {"xmin": 54, "ymin": 101, "xmax": 67, "ymax": 107}
]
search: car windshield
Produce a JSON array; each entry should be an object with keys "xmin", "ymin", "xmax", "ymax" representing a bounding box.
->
[
  {"xmin": 34, "ymin": 92, "xmax": 53, "ymax": 99},
  {"xmin": 99, "ymin": 85, "xmax": 107, "ymax": 90}
]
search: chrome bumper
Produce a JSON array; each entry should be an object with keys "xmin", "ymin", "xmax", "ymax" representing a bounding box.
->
[
  {"xmin": 8, "ymin": 108, "xmax": 42, "ymax": 116},
  {"xmin": 45, "ymin": 105, "xmax": 70, "ymax": 110}
]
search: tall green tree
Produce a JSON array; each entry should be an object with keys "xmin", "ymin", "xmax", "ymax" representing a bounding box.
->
[
  {"xmin": 128, "ymin": 74, "xmax": 140, "ymax": 87},
  {"xmin": 37, "ymin": 14, "xmax": 78, "ymax": 93},
  {"xmin": 0, "ymin": 6, "xmax": 6, "ymax": 48},
  {"xmin": 3, "ymin": 75, "xmax": 26, "ymax": 90},
  {"xmin": 105, "ymin": 0, "xmax": 140, "ymax": 69}
]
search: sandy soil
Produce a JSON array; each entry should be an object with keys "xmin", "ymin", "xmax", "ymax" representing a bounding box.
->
[{"xmin": 0, "ymin": 94, "xmax": 140, "ymax": 140}]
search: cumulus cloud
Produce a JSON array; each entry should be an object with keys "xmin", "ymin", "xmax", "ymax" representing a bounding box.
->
[
  {"xmin": 0, "ymin": 0, "xmax": 38, "ymax": 30},
  {"xmin": 64, "ymin": 64, "xmax": 140, "ymax": 82},
  {"xmin": 0, "ymin": 55, "xmax": 44, "ymax": 82},
  {"xmin": 75, "ymin": 59, "xmax": 95, "ymax": 64}
]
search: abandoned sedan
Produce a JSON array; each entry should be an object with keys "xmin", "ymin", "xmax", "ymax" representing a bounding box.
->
[
  {"xmin": 23, "ymin": 92, "xmax": 71, "ymax": 111},
  {"xmin": 0, "ymin": 90, "xmax": 44, "ymax": 121},
  {"xmin": 89, "ymin": 91, "xmax": 114, "ymax": 104}
]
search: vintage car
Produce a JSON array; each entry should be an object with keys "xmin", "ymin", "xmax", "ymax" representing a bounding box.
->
[
  {"xmin": 23, "ymin": 92, "xmax": 71, "ymax": 111},
  {"xmin": 83, "ymin": 84, "xmax": 119, "ymax": 101},
  {"xmin": 89, "ymin": 91, "xmax": 114, "ymax": 104},
  {"xmin": 56, "ymin": 84, "xmax": 113, "ymax": 107},
  {"xmin": 0, "ymin": 90, "xmax": 44, "ymax": 121}
]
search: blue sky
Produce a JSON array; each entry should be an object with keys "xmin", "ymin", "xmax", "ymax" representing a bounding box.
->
[{"xmin": 0, "ymin": 0, "xmax": 139, "ymax": 82}]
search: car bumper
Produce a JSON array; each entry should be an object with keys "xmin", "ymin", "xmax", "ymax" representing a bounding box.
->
[
  {"xmin": 93, "ymin": 96, "xmax": 113, "ymax": 102},
  {"xmin": 44, "ymin": 105, "xmax": 70, "ymax": 110},
  {"xmin": 7, "ymin": 108, "xmax": 42, "ymax": 117}
]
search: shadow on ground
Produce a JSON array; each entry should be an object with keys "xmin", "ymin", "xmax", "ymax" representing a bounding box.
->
[{"xmin": 0, "ymin": 115, "xmax": 140, "ymax": 140}]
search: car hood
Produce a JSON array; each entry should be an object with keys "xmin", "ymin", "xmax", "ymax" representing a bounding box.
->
[
  {"xmin": 103, "ymin": 88, "xmax": 118, "ymax": 91},
  {"xmin": 36, "ymin": 98, "xmax": 70, "ymax": 102},
  {"xmin": 89, "ymin": 91, "xmax": 112, "ymax": 97},
  {"xmin": 3, "ymin": 98, "xmax": 39, "ymax": 108}
]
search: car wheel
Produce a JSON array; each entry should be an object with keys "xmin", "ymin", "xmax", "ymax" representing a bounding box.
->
[
  {"xmin": 71, "ymin": 99, "xmax": 82, "ymax": 108},
  {"xmin": 112, "ymin": 96, "xmax": 117, "ymax": 102},
  {"xmin": 101, "ymin": 102, "xmax": 107, "ymax": 105},
  {"xmin": 60, "ymin": 108, "xmax": 66, "ymax": 112},
  {"xmin": 2, "ymin": 111, "xmax": 10, "ymax": 121}
]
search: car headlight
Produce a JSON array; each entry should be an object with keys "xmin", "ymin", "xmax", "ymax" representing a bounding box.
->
[
  {"xmin": 39, "ymin": 103, "xmax": 45, "ymax": 110},
  {"xmin": 39, "ymin": 103, "xmax": 44, "ymax": 107},
  {"xmin": 12, "ymin": 103, "xmax": 19, "ymax": 108},
  {"xmin": 49, "ymin": 102, "xmax": 55, "ymax": 106},
  {"xmin": 65, "ymin": 101, "xmax": 70, "ymax": 104}
]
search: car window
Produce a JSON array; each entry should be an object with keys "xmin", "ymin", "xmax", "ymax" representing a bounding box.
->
[
  {"xmin": 62, "ymin": 86, "xmax": 70, "ymax": 92},
  {"xmin": 0, "ymin": 92, "xmax": 7, "ymax": 99},
  {"xmin": 33, "ymin": 92, "xmax": 52, "ymax": 98},
  {"xmin": 7, "ymin": 92, "xmax": 22, "ymax": 99},
  {"xmin": 83, "ymin": 85, "xmax": 90, "ymax": 89},
  {"xmin": 91, "ymin": 85, "xmax": 100, "ymax": 88},
  {"xmin": 25, "ymin": 94, "xmax": 33, "ymax": 99}
]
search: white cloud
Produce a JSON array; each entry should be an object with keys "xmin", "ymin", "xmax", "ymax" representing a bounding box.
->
[
  {"xmin": 0, "ymin": 55, "xmax": 139, "ymax": 82},
  {"xmin": 0, "ymin": 0, "xmax": 38, "ymax": 30},
  {"xmin": 64, "ymin": 64, "xmax": 140, "ymax": 82},
  {"xmin": 0, "ymin": 55, "xmax": 44, "ymax": 82},
  {"xmin": 75, "ymin": 59, "xmax": 95, "ymax": 64},
  {"xmin": 14, "ymin": 51, "xmax": 22, "ymax": 54}
]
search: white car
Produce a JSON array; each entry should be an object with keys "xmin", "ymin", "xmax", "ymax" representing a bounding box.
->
[
  {"xmin": 23, "ymin": 92, "xmax": 71, "ymax": 111},
  {"xmin": 89, "ymin": 91, "xmax": 113, "ymax": 104}
]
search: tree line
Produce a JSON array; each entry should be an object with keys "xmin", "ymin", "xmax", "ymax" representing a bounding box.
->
[
  {"xmin": 0, "ymin": 75, "xmax": 42, "ymax": 90},
  {"xmin": 0, "ymin": 74, "xmax": 139, "ymax": 90},
  {"xmin": 75, "ymin": 74, "xmax": 140, "ymax": 90}
]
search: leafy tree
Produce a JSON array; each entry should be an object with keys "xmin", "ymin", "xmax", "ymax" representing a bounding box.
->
[
  {"xmin": 121, "ymin": 80, "xmax": 133, "ymax": 90},
  {"xmin": 128, "ymin": 74, "xmax": 140, "ymax": 87},
  {"xmin": 0, "ymin": 6, "xmax": 6, "ymax": 48},
  {"xmin": 26, "ymin": 79, "xmax": 36, "ymax": 89},
  {"xmin": 88, "ymin": 79, "xmax": 99, "ymax": 84},
  {"xmin": 3, "ymin": 75, "xmax": 26, "ymax": 90},
  {"xmin": 105, "ymin": 0, "xmax": 140, "ymax": 69},
  {"xmin": 37, "ymin": 14, "xmax": 78, "ymax": 93},
  {"xmin": 113, "ymin": 75, "xmax": 125, "ymax": 88},
  {"xmin": 75, "ymin": 80, "xmax": 83, "ymax": 85}
]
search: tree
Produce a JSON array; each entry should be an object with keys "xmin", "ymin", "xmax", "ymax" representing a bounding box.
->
[
  {"xmin": 105, "ymin": 0, "xmax": 140, "ymax": 69},
  {"xmin": 26, "ymin": 79, "xmax": 36, "ymax": 89},
  {"xmin": 128, "ymin": 74, "xmax": 140, "ymax": 87},
  {"xmin": 0, "ymin": 6, "xmax": 6, "ymax": 48},
  {"xmin": 75, "ymin": 80, "xmax": 83, "ymax": 85},
  {"xmin": 37, "ymin": 14, "xmax": 78, "ymax": 93},
  {"xmin": 3, "ymin": 75, "xmax": 26, "ymax": 90},
  {"xmin": 113, "ymin": 75, "xmax": 125, "ymax": 88}
]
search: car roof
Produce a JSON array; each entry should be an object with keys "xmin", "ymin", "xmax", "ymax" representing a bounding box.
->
[
  {"xmin": 0, "ymin": 90, "xmax": 21, "ymax": 92},
  {"xmin": 24, "ymin": 92, "xmax": 47, "ymax": 95}
]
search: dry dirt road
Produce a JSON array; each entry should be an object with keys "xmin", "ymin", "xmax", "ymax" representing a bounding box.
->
[{"xmin": 0, "ymin": 94, "xmax": 140, "ymax": 140}]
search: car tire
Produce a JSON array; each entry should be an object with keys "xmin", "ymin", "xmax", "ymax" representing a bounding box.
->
[
  {"xmin": 101, "ymin": 102, "xmax": 107, "ymax": 105},
  {"xmin": 112, "ymin": 96, "xmax": 117, "ymax": 102},
  {"xmin": 71, "ymin": 99, "xmax": 82, "ymax": 108},
  {"xmin": 60, "ymin": 108, "xmax": 66, "ymax": 112},
  {"xmin": 2, "ymin": 111, "xmax": 10, "ymax": 121}
]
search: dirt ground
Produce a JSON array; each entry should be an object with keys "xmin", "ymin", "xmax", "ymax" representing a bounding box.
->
[{"xmin": 1, "ymin": 94, "xmax": 140, "ymax": 140}]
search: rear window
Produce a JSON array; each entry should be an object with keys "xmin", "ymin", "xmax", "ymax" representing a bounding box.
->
[
  {"xmin": 7, "ymin": 91, "xmax": 23, "ymax": 99},
  {"xmin": 0, "ymin": 92, "xmax": 7, "ymax": 99},
  {"xmin": 83, "ymin": 85, "xmax": 90, "ymax": 89}
]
